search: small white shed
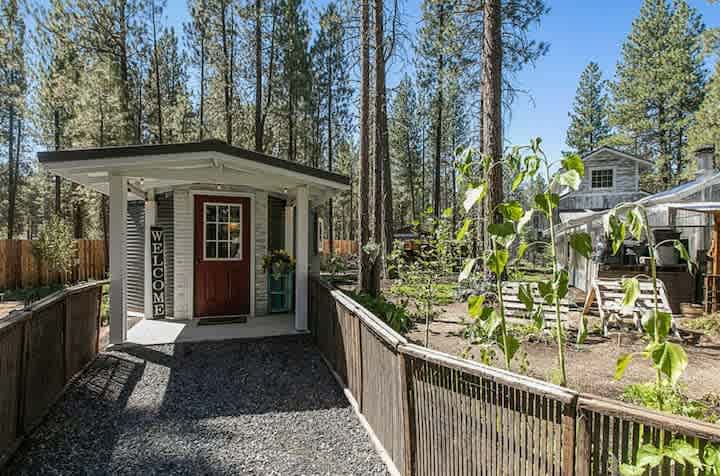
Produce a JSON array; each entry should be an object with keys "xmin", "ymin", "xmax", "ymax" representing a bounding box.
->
[{"xmin": 38, "ymin": 140, "xmax": 350, "ymax": 344}]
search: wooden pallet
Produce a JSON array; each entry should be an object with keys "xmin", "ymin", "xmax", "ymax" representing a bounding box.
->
[
  {"xmin": 501, "ymin": 281, "xmax": 572, "ymax": 325},
  {"xmin": 582, "ymin": 278, "xmax": 675, "ymax": 336}
]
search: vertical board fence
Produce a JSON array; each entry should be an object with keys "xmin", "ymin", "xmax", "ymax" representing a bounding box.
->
[
  {"xmin": 321, "ymin": 239, "xmax": 358, "ymax": 256},
  {"xmin": 0, "ymin": 281, "xmax": 106, "ymax": 467},
  {"xmin": 0, "ymin": 240, "xmax": 106, "ymax": 290},
  {"xmin": 309, "ymin": 277, "xmax": 720, "ymax": 476}
]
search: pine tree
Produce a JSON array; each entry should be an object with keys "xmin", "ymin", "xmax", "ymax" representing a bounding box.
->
[
  {"xmin": 612, "ymin": 0, "xmax": 705, "ymax": 182},
  {"xmin": 566, "ymin": 62, "xmax": 611, "ymax": 155},
  {"xmin": 687, "ymin": 62, "xmax": 720, "ymax": 161},
  {"xmin": 312, "ymin": 2, "xmax": 352, "ymax": 253},
  {"xmin": 389, "ymin": 75, "xmax": 422, "ymax": 223}
]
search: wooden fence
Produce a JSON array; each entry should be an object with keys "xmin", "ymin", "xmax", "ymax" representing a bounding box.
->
[
  {"xmin": 309, "ymin": 277, "xmax": 720, "ymax": 476},
  {"xmin": 321, "ymin": 239, "xmax": 358, "ymax": 256},
  {"xmin": 0, "ymin": 281, "xmax": 106, "ymax": 467},
  {"xmin": 0, "ymin": 240, "xmax": 106, "ymax": 290}
]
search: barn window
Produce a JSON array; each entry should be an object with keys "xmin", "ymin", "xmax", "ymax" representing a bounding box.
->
[{"xmin": 591, "ymin": 169, "xmax": 614, "ymax": 189}]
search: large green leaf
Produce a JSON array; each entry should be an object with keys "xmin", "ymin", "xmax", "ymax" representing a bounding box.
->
[
  {"xmin": 468, "ymin": 294, "xmax": 485, "ymax": 317},
  {"xmin": 517, "ymin": 210, "xmax": 535, "ymax": 235},
  {"xmin": 515, "ymin": 241, "xmax": 529, "ymax": 262},
  {"xmin": 627, "ymin": 208, "xmax": 645, "ymax": 240},
  {"xmin": 459, "ymin": 258, "xmax": 477, "ymax": 282},
  {"xmin": 554, "ymin": 269, "xmax": 569, "ymax": 301},
  {"xmin": 577, "ymin": 314, "xmax": 588, "ymax": 345},
  {"xmin": 485, "ymin": 310, "xmax": 502, "ymax": 336},
  {"xmin": 605, "ymin": 214, "xmax": 626, "ymax": 255},
  {"xmin": 621, "ymin": 278, "xmax": 640, "ymax": 314},
  {"xmin": 464, "ymin": 184, "xmax": 487, "ymax": 212},
  {"xmin": 558, "ymin": 169, "xmax": 581, "ymax": 190},
  {"xmin": 518, "ymin": 284, "xmax": 534, "ymax": 312},
  {"xmin": 641, "ymin": 310, "xmax": 672, "ymax": 341},
  {"xmin": 635, "ymin": 444, "xmax": 664, "ymax": 468},
  {"xmin": 665, "ymin": 439, "xmax": 701, "ymax": 467},
  {"xmin": 561, "ymin": 153, "xmax": 585, "ymax": 177},
  {"xmin": 497, "ymin": 333, "xmax": 520, "ymax": 362},
  {"xmin": 569, "ymin": 232, "xmax": 592, "ymax": 258},
  {"xmin": 704, "ymin": 445, "xmax": 720, "ymax": 475},
  {"xmin": 619, "ymin": 464, "xmax": 646, "ymax": 476},
  {"xmin": 649, "ymin": 341, "xmax": 688, "ymax": 385},
  {"xmin": 674, "ymin": 240, "xmax": 695, "ymax": 274},
  {"xmin": 615, "ymin": 353, "xmax": 633, "ymax": 380},
  {"xmin": 534, "ymin": 192, "xmax": 559, "ymax": 216},
  {"xmin": 487, "ymin": 249, "xmax": 509, "ymax": 276},
  {"xmin": 488, "ymin": 222, "xmax": 516, "ymax": 248},
  {"xmin": 511, "ymin": 171, "xmax": 526, "ymax": 192},
  {"xmin": 499, "ymin": 201, "xmax": 525, "ymax": 222},
  {"xmin": 456, "ymin": 218, "xmax": 472, "ymax": 241},
  {"xmin": 538, "ymin": 280, "xmax": 554, "ymax": 304}
]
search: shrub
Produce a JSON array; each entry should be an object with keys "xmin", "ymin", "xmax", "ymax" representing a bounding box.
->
[
  {"xmin": 32, "ymin": 216, "xmax": 76, "ymax": 275},
  {"xmin": 346, "ymin": 291, "xmax": 411, "ymax": 333}
]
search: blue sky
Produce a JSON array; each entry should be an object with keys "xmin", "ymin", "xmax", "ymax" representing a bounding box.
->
[{"xmin": 165, "ymin": 1, "xmax": 720, "ymax": 161}]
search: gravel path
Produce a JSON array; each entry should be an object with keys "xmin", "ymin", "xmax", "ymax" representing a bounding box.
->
[{"xmin": 7, "ymin": 336, "xmax": 388, "ymax": 475}]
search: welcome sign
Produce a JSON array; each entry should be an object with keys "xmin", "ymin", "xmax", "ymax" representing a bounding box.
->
[{"xmin": 150, "ymin": 226, "xmax": 166, "ymax": 319}]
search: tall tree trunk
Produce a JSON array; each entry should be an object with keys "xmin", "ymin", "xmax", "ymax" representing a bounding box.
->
[
  {"xmin": 117, "ymin": 1, "xmax": 132, "ymax": 143},
  {"xmin": 260, "ymin": 0, "xmax": 278, "ymax": 144},
  {"xmin": 432, "ymin": 2, "xmax": 445, "ymax": 219},
  {"xmin": 254, "ymin": 0, "xmax": 263, "ymax": 151},
  {"xmin": 199, "ymin": 2, "xmax": 206, "ymax": 140},
  {"xmin": 421, "ymin": 123, "xmax": 426, "ymax": 211},
  {"xmin": 372, "ymin": 0, "xmax": 389, "ymax": 292},
  {"xmin": 379, "ymin": 30, "xmax": 393, "ymax": 261},
  {"xmin": 327, "ymin": 58, "xmax": 334, "ymax": 256},
  {"xmin": 152, "ymin": 1, "xmax": 163, "ymax": 143},
  {"xmin": 221, "ymin": 0, "xmax": 232, "ymax": 144},
  {"xmin": 7, "ymin": 103, "xmax": 16, "ymax": 239},
  {"xmin": 406, "ymin": 137, "xmax": 416, "ymax": 222},
  {"xmin": 359, "ymin": 0, "xmax": 372, "ymax": 294},
  {"xmin": 483, "ymin": 0, "xmax": 503, "ymax": 229},
  {"xmin": 54, "ymin": 110, "xmax": 61, "ymax": 214}
]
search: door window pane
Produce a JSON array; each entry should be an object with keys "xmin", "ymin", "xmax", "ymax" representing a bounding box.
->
[{"xmin": 204, "ymin": 202, "xmax": 243, "ymax": 260}]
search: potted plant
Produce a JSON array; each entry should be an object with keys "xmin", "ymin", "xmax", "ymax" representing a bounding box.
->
[{"xmin": 262, "ymin": 249, "xmax": 296, "ymax": 313}]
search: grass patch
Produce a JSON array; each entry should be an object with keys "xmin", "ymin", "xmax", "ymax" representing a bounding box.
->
[
  {"xmin": 345, "ymin": 291, "xmax": 411, "ymax": 333},
  {"xmin": 622, "ymin": 382, "xmax": 719, "ymax": 423},
  {"xmin": 389, "ymin": 282, "xmax": 457, "ymax": 305}
]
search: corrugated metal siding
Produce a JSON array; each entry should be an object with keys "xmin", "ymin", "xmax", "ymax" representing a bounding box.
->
[
  {"xmin": 127, "ymin": 201, "xmax": 145, "ymax": 312},
  {"xmin": 157, "ymin": 192, "xmax": 175, "ymax": 318}
]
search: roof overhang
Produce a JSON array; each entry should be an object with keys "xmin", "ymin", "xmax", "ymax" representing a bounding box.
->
[
  {"xmin": 582, "ymin": 147, "xmax": 654, "ymax": 169},
  {"xmin": 38, "ymin": 140, "xmax": 350, "ymax": 203},
  {"xmin": 665, "ymin": 202, "xmax": 720, "ymax": 214}
]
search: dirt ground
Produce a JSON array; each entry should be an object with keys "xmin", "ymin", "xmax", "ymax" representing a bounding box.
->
[{"xmin": 405, "ymin": 300, "xmax": 720, "ymax": 401}]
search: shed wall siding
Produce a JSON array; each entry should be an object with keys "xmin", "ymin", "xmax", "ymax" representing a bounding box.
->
[
  {"xmin": 173, "ymin": 190, "xmax": 193, "ymax": 319},
  {"xmin": 560, "ymin": 151, "xmax": 646, "ymax": 211},
  {"xmin": 126, "ymin": 201, "xmax": 145, "ymax": 312},
  {"xmin": 255, "ymin": 192, "xmax": 269, "ymax": 316}
]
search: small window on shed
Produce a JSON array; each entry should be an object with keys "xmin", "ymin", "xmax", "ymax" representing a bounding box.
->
[{"xmin": 591, "ymin": 169, "xmax": 613, "ymax": 189}]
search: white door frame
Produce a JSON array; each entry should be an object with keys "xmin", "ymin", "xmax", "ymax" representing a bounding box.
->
[{"xmin": 189, "ymin": 190, "xmax": 256, "ymax": 318}]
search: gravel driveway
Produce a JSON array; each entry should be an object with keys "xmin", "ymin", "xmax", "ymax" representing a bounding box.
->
[{"xmin": 7, "ymin": 336, "xmax": 388, "ymax": 475}]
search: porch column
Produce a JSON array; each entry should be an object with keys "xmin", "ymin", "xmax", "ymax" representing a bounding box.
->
[
  {"xmin": 109, "ymin": 175, "xmax": 128, "ymax": 344},
  {"xmin": 294, "ymin": 187, "xmax": 309, "ymax": 331},
  {"xmin": 285, "ymin": 204, "xmax": 295, "ymax": 257},
  {"xmin": 144, "ymin": 191, "xmax": 157, "ymax": 319}
]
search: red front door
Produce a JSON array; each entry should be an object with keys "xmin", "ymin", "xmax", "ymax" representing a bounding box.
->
[{"xmin": 194, "ymin": 195, "xmax": 251, "ymax": 317}]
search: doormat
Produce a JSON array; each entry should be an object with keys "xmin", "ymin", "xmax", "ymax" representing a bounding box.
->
[{"xmin": 197, "ymin": 316, "xmax": 248, "ymax": 326}]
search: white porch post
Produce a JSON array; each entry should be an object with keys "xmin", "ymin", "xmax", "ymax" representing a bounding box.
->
[
  {"xmin": 144, "ymin": 191, "xmax": 157, "ymax": 319},
  {"xmin": 285, "ymin": 204, "xmax": 295, "ymax": 257},
  {"xmin": 294, "ymin": 187, "xmax": 309, "ymax": 331},
  {"xmin": 109, "ymin": 175, "xmax": 128, "ymax": 344}
]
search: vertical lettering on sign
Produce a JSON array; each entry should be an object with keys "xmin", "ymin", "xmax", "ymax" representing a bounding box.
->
[{"xmin": 150, "ymin": 226, "xmax": 166, "ymax": 319}]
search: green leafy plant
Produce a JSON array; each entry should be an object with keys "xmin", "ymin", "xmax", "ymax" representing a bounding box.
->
[
  {"xmin": 32, "ymin": 216, "xmax": 76, "ymax": 276},
  {"xmin": 619, "ymin": 438, "xmax": 701, "ymax": 476},
  {"xmin": 456, "ymin": 139, "xmax": 589, "ymax": 385},
  {"xmin": 262, "ymin": 249, "xmax": 296, "ymax": 279},
  {"xmin": 345, "ymin": 291, "xmax": 410, "ymax": 333},
  {"xmin": 388, "ymin": 208, "xmax": 455, "ymax": 347}
]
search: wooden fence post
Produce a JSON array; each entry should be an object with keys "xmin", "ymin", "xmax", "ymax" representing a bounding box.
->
[
  {"xmin": 398, "ymin": 351, "xmax": 414, "ymax": 476},
  {"xmin": 16, "ymin": 317, "xmax": 31, "ymax": 436},
  {"xmin": 63, "ymin": 295, "xmax": 71, "ymax": 383},
  {"xmin": 356, "ymin": 316, "xmax": 364, "ymax": 413},
  {"xmin": 574, "ymin": 408, "xmax": 590, "ymax": 476},
  {"xmin": 562, "ymin": 397, "xmax": 578, "ymax": 476}
]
